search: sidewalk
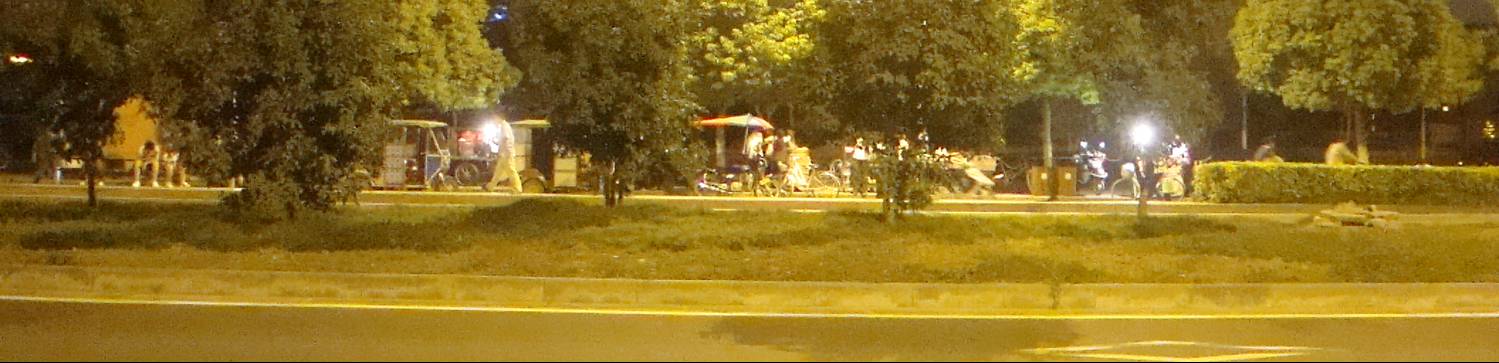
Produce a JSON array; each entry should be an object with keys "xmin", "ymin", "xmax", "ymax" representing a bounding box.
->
[
  {"xmin": 5, "ymin": 182, "xmax": 1498, "ymax": 216},
  {"xmin": 4, "ymin": 265, "xmax": 1499, "ymax": 317}
]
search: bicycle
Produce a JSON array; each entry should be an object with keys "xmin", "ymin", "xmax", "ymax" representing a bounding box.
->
[
  {"xmin": 992, "ymin": 157, "xmax": 1032, "ymax": 194},
  {"xmin": 1110, "ymin": 162, "xmax": 1142, "ymax": 199},
  {"xmin": 808, "ymin": 160, "xmax": 844, "ymax": 191}
]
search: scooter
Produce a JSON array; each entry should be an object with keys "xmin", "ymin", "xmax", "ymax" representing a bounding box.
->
[{"xmin": 1076, "ymin": 143, "xmax": 1110, "ymax": 196}]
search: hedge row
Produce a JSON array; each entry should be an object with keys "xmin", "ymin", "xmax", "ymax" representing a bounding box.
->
[{"xmin": 1193, "ymin": 162, "xmax": 1499, "ymax": 205}]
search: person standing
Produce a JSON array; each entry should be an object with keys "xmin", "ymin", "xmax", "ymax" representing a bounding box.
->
[
  {"xmin": 780, "ymin": 130, "xmax": 807, "ymax": 190},
  {"xmin": 744, "ymin": 129, "xmax": 767, "ymax": 189},
  {"xmin": 1325, "ymin": 137, "xmax": 1360, "ymax": 166},
  {"xmin": 1168, "ymin": 135, "xmax": 1193, "ymax": 196},
  {"xmin": 846, "ymin": 137, "xmax": 870, "ymax": 196},
  {"xmin": 31, "ymin": 129, "xmax": 63, "ymax": 184},
  {"xmin": 484, "ymin": 119, "xmax": 522, "ymax": 193}
]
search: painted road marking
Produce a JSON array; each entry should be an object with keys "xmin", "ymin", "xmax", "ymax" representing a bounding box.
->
[
  {"xmin": 3, "ymin": 295, "xmax": 1499, "ymax": 321},
  {"xmin": 1024, "ymin": 340, "xmax": 1322, "ymax": 362}
]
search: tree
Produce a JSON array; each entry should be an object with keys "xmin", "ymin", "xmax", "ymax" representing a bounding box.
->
[
  {"xmin": 1106, "ymin": 0, "xmax": 1240, "ymax": 143},
  {"xmin": 505, "ymin": 0, "xmax": 699, "ymax": 207},
  {"xmin": 685, "ymin": 0, "xmax": 823, "ymax": 117},
  {"xmin": 1233, "ymin": 0, "xmax": 1485, "ymax": 161},
  {"xmin": 132, "ymin": 0, "xmax": 518, "ymax": 218},
  {"xmin": 683, "ymin": 0, "xmax": 825, "ymax": 166},
  {"xmin": 813, "ymin": 1, "xmax": 1026, "ymax": 219},
  {"xmin": 818, "ymin": 0, "xmax": 1026, "ymax": 147},
  {"xmin": 0, "ymin": 0, "xmax": 137, "ymax": 207},
  {"xmin": 1012, "ymin": 0, "xmax": 1151, "ymax": 199}
]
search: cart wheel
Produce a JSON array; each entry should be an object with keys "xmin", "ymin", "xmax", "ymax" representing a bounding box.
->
[
  {"xmin": 522, "ymin": 177, "xmax": 547, "ymax": 194},
  {"xmin": 454, "ymin": 163, "xmax": 482, "ymax": 187}
]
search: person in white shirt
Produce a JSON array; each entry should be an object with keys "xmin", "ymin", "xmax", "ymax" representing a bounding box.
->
[
  {"xmin": 846, "ymin": 137, "xmax": 870, "ymax": 196},
  {"xmin": 484, "ymin": 120, "xmax": 522, "ymax": 193}
]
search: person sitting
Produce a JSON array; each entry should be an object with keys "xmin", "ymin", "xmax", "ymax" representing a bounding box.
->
[
  {"xmin": 1324, "ymin": 137, "xmax": 1361, "ymax": 166},
  {"xmin": 1155, "ymin": 157, "xmax": 1186, "ymax": 199},
  {"xmin": 132, "ymin": 141, "xmax": 162, "ymax": 188},
  {"xmin": 161, "ymin": 148, "xmax": 191, "ymax": 188},
  {"xmin": 1253, "ymin": 137, "xmax": 1284, "ymax": 163}
]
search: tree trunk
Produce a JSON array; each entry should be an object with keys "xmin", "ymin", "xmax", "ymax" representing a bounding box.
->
[
  {"xmin": 1348, "ymin": 112, "xmax": 1354, "ymax": 143},
  {"xmin": 1420, "ymin": 108, "xmax": 1428, "ymax": 163},
  {"xmin": 602, "ymin": 160, "xmax": 620, "ymax": 207},
  {"xmin": 1042, "ymin": 98, "xmax": 1058, "ymax": 201},
  {"xmin": 85, "ymin": 158, "xmax": 98, "ymax": 207},
  {"xmin": 1353, "ymin": 107, "xmax": 1369, "ymax": 164}
]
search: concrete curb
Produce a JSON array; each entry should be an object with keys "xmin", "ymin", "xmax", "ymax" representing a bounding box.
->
[{"xmin": 4, "ymin": 265, "xmax": 1499, "ymax": 316}]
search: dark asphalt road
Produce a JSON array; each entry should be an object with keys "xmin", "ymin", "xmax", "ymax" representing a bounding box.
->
[{"xmin": 2, "ymin": 300, "xmax": 1499, "ymax": 361}]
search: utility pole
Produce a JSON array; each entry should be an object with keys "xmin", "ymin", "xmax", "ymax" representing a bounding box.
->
[{"xmin": 1241, "ymin": 91, "xmax": 1249, "ymax": 151}]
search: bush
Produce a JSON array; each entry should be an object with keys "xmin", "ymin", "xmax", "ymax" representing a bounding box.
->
[
  {"xmin": 1194, "ymin": 162, "xmax": 1499, "ymax": 205},
  {"xmin": 871, "ymin": 141, "xmax": 945, "ymax": 221}
]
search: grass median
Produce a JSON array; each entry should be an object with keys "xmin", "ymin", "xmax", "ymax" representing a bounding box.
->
[{"xmin": 1, "ymin": 198, "xmax": 1497, "ymax": 284}]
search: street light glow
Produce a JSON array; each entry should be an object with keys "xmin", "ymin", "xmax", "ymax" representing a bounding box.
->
[
  {"xmin": 481, "ymin": 122, "xmax": 501, "ymax": 141},
  {"xmin": 1130, "ymin": 123, "xmax": 1156, "ymax": 149}
]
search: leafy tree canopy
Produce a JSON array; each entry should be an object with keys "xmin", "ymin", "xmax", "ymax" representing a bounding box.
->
[
  {"xmin": 505, "ymin": 0, "xmax": 699, "ymax": 206},
  {"xmin": 817, "ymin": 0, "xmax": 1027, "ymax": 148},
  {"xmin": 1234, "ymin": 0, "xmax": 1484, "ymax": 114}
]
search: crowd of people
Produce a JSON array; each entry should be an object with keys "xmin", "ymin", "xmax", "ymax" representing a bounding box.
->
[
  {"xmin": 20, "ymin": 119, "xmax": 1391, "ymax": 197},
  {"xmin": 1251, "ymin": 135, "xmax": 1367, "ymax": 166},
  {"xmin": 1072, "ymin": 136, "xmax": 1195, "ymax": 199},
  {"xmin": 29, "ymin": 129, "xmax": 193, "ymax": 189},
  {"xmin": 741, "ymin": 129, "xmax": 809, "ymax": 192}
]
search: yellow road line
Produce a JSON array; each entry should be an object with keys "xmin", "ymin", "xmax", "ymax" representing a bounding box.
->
[
  {"xmin": 4, "ymin": 295, "xmax": 1499, "ymax": 321},
  {"xmin": 1052, "ymin": 352, "xmax": 1310, "ymax": 362}
]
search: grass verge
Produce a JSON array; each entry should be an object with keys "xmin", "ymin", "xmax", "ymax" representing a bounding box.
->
[{"xmin": 2, "ymin": 198, "xmax": 1497, "ymax": 284}]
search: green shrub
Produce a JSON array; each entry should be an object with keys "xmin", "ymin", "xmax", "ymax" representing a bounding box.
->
[{"xmin": 1194, "ymin": 162, "xmax": 1499, "ymax": 205}]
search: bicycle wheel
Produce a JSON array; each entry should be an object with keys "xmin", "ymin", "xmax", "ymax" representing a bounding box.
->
[
  {"xmin": 453, "ymin": 162, "xmax": 483, "ymax": 187},
  {"xmin": 813, "ymin": 172, "xmax": 840, "ymax": 190},
  {"xmin": 1111, "ymin": 179, "xmax": 1139, "ymax": 199},
  {"xmin": 1158, "ymin": 178, "xmax": 1185, "ymax": 200}
]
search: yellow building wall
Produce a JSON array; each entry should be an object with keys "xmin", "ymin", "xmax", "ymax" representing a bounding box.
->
[{"xmin": 103, "ymin": 97, "xmax": 159, "ymax": 160}]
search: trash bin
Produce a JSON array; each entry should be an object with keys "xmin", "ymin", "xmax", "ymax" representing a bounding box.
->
[{"xmin": 1027, "ymin": 164, "xmax": 1077, "ymax": 196}]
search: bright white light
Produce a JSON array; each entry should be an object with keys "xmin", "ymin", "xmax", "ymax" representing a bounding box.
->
[
  {"xmin": 1130, "ymin": 123, "xmax": 1156, "ymax": 148},
  {"xmin": 7, "ymin": 55, "xmax": 32, "ymax": 64},
  {"xmin": 481, "ymin": 123, "xmax": 500, "ymax": 141},
  {"xmin": 1443, "ymin": 106, "xmax": 1451, "ymax": 112}
]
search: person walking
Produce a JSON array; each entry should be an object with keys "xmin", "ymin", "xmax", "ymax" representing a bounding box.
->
[{"xmin": 483, "ymin": 119, "xmax": 522, "ymax": 193}]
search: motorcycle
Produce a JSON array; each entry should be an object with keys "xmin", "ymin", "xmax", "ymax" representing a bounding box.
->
[{"xmin": 1075, "ymin": 142, "xmax": 1110, "ymax": 195}]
